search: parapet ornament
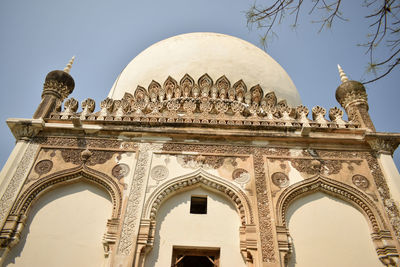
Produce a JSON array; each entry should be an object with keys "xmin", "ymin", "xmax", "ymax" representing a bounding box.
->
[{"xmin": 50, "ymin": 74, "xmax": 360, "ymax": 130}]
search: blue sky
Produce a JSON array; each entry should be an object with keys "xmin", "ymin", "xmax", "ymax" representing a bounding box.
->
[{"xmin": 0, "ymin": 0, "xmax": 399, "ymax": 168}]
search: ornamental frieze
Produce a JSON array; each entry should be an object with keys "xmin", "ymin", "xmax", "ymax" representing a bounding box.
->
[
  {"xmin": 48, "ymin": 74, "xmax": 359, "ymax": 130},
  {"xmin": 32, "ymin": 136, "xmax": 136, "ymax": 151},
  {"xmin": 60, "ymin": 149, "xmax": 118, "ymax": 166},
  {"xmin": 176, "ymin": 154, "xmax": 246, "ymax": 170}
]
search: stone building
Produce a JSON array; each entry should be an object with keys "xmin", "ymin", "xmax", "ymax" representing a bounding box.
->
[{"xmin": 0, "ymin": 32, "xmax": 399, "ymax": 267}]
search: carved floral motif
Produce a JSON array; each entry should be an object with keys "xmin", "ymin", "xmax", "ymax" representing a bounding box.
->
[
  {"xmin": 112, "ymin": 164, "xmax": 130, "ymax": 179},
  {"xmin": 232, "ymin": 168, "xmax": 251, "ymax": 186},
  {"xmin": 271, "ymin": 172, "xmax": 289, "ymax": 188},
  {"xmin": 60, "ymin": 149, "xmax": 117, "ymax": 166},
  {"xmin": 150, "ymin": 165, "xmax": 169, "ymax": 182},
  {"xmin": 48, "ymin": 74, "xmax": 358, "ymax": 129},
  {"xmin": 118, "ymin": 143, "xmax": 162, "ymax": 255},
  {"xmin": 34, "ymin": 160, "xmax": 53, "ymax": 175},
  {"xmin": 352, "ymin": 174, "xmax": 370, "ymax": 190}
]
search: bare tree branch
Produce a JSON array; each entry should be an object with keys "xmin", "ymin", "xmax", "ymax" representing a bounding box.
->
[{"xmin": 246, "ymin": 0, "xmax": 400, "ymax": 84}]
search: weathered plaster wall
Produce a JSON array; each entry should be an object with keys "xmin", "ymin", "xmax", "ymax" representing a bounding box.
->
[
  {"xmin": 286, "ymin": 192, "xmax": 382, "ymax": 267},
  {"xmin": 144, "ymin": 187, "xmax": 246, "ymax": 267},
  {"xmin": 4, "ymin": 182, "xmax": 112, "ymax": 267}
]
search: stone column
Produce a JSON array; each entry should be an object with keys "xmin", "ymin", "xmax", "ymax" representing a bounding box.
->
[{"xmin": 33, "ymin": 70, "xmax": 74, "ymax": 119}]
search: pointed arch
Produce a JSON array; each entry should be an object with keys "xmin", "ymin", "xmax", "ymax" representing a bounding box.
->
[
  {"xmin": 136, "ymin": 169, "xmax": 258, "ymax": 267},
  {"xmin": 275, "ymin": 175, "xmax": 399, "ymax": 265},
  {"xmin": 0, "ymin": 165, "xmax": 123, "ymax": 260},
  {"xmin": 276, "ymin": 175, "xmax": 384, "ymax": 231},
  {"xmin": 11, "ymin": 165, "xmax": 122, "ymax": 219},
  {"xmin": 143, "ymin": 169, "xmax": 253, "ymax": 225}
]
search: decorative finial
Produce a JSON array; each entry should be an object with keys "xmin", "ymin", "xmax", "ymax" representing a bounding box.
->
[
  {"xmin": 337, "ymin": 64, "xmax": 349, "ymax": 83},
  {"xmin": 63, "ymin": 56, "xmax": 75, "ymax": 73}
]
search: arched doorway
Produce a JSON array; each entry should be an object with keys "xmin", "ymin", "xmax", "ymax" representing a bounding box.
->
[
  {"xmin": 286, "ymin": 192, "xmax": 382, "ymax": 267},
  {"xmin": 4, "ymin": 181, "xmax": 112, "ymax": 267},
  {"xmin": 144, "ymin": 187, "xmax": 246, "ymax": 267}
]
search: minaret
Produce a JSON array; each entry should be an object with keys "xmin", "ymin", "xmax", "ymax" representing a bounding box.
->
[
  {"xmin": 33, "ymin": 57, "xmax": 75, "ymax": 119},
  {"xmin": 335, "ymin": 65, "xmax": 375, "ymax": 131}
]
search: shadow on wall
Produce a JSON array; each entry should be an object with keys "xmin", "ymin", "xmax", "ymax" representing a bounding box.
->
[
  {"xmin": 286, "ymin": 192, "xmax": 382, "ymax": 267},
  {"xmin": 4, "ymin": 181, "xmax": 112, "ymax": 267}
]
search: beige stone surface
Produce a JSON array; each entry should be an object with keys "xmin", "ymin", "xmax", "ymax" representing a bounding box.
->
[
  {"xmin": 108, "ymin": 32, "xmax": 301, "ymax": 106},
  {"xmin": 4, "ymin": 182, "xmax": 112, "ymax": 267},
  {"xmin": 287, "ymin": 192, "xmax": 383, "ymax": 267},
  {"xmin": 144, "ymin": 187, "xmax": 246, "ymax": 267}
]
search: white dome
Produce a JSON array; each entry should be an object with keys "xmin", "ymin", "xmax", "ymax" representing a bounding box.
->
[{"xmin": 108, "ymin": 32, "xmax": 301, "ymax": 106}]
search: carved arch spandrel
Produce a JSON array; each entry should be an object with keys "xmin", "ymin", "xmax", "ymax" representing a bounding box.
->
[
  {"xmin": 276, "ymin": 175, "xmax": 384, "ymax": 230},
  {"xmin": 143, "ymin": 168, "xmax": 253, "ymax": 225},
  {"xmin": 11, "ymin": 165, "xmax": 122, "ymax": 218},
  {"xmin": 275, "ymin": 175, "xmax": 399, "ymax": 266}
]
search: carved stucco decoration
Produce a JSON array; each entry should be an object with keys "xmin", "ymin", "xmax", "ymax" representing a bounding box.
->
[
  {"xmin": 33, "ymin": 136, "xmax": 135, "ymax": 151},
  {"xmin": 177, "ymin": 154, "xmax": 230, "ymax": 169},
  {"xmin": 112, "ymin": 163, "xmax": 130, "ymax": 180},
  {"xmin": 49, "ymin": 74, "xmax": 359, "ymax": 130},
  {"xmin": 271, "ymin": 172, "xmax": 289, "ymax": 188},
  {"xmin": 43, "ymin": 79, "xmax": 72, "ymax": 101},
  {"xmin": 314, "ymin": 149, "xmax": 400, "ymax": 241},
  {"xmin": 0, "ymin": 143, "xmax": 39, "ymax": 229},
  {"xmin": 352, "ymin": 174, "xmax": 370, "ymax": 190},
  {"xmin": 289, "ymin": 158, "xmax": 362, "ymax": 176},
  {"xmin": 60, "ymin": 149, "xmax": 118, "ymax": 166},
  {"xmin": 150, "ymin": 165, "xmax": 169, "ymax": 183},
  {"xmin": 34, "ymin": 160, "xmax": 53, "ymax": 176},
  {"xmin": 232, "ymin": 168, "xmax": 251, "ymax": 186},
  {"xmin": 118, "ymin": 143, "xmax": 162, "ymax": 256},
  {"xmin": 162, "ymin": 143, "xmax": 280, "ymax": 262},
  {"xmin": 7, "ymin": 120, "xmax": 43, "ymax": 141},
  {"xmin": 367, "ymin": 137, "xmax": 399, "ymax": 156},
  {"xmin": 364, "ymin": 153, "xmax": 400, "ymax": 240},
  {"xmin": 278, "ymin": 175, "xmax": 384, "ymax": 230},
  {"xmin": 144, "ymin": 169, "xmax": 252, "ymax": 226}
]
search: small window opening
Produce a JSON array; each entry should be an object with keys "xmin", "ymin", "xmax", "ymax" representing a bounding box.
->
[{"xmin": 190, "ymin": 196, "xmax": 207, "ymax": 214}]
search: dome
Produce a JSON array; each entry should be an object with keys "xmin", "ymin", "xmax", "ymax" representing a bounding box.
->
[{"xmin": 108, "ymin": 32, "xmax": 301, "ymax": 106}]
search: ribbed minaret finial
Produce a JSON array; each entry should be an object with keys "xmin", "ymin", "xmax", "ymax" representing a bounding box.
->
[
  {"xmin": 63, "ymin": 56, "xmax": 75, "ymax": 73},
  {"xmin": 337, "ymin": 64, "xmax": 349, "ymax": 83}
]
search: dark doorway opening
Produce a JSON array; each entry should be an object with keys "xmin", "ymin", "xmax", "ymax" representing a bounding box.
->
[
  {"xmin": 177, "ymin": 255, "xmax": 214, "ymax": 267},
  {"xmin": 172, "ymin": 247, "xmax": 220, "ymax": 267}
]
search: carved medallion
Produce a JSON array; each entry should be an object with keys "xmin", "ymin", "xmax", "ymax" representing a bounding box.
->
[
  {"xmin": 352, "ymin": 174, "xmax": 369, "ymax": 190},
  {"xmin": 112, "ymin": 163, "xmax": 130, "ymax": 179},
  {"xmin": 34, "ymin": 160, "xmax": 53, "ymax": 175},
  {"xmin": 271, "ymin": 172, "xmax": 289, "ymax": 188},
  {"xmin": 232, "ymin": 168, "xmax": 250, "ymax": 185},
  {"xmin": 150, "ymin": 165, "xmax": 169, "ymax": 182}
]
